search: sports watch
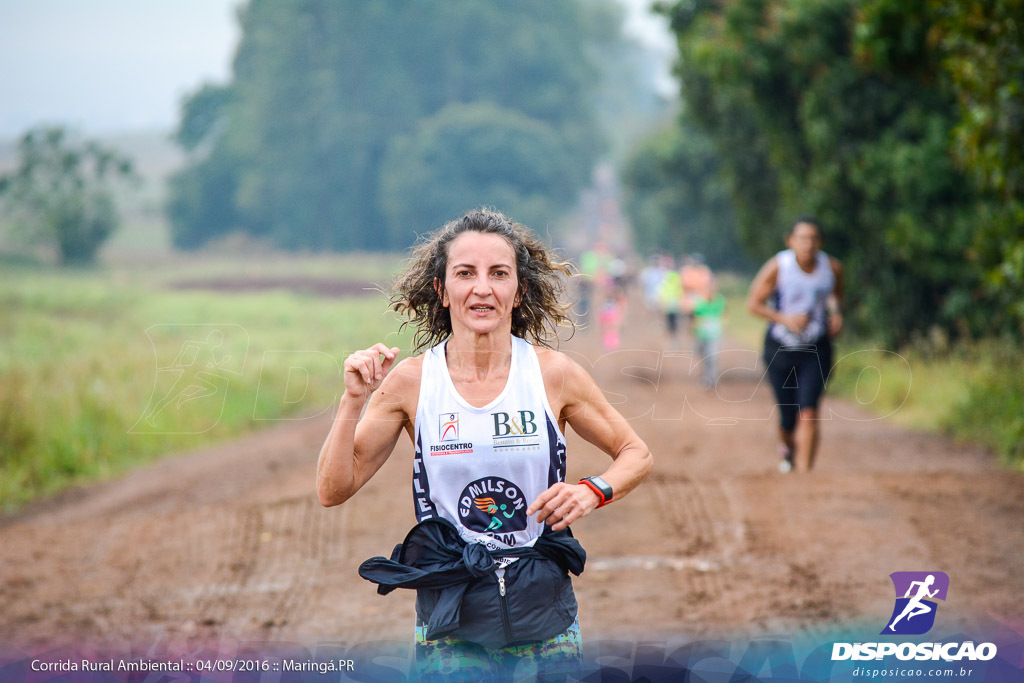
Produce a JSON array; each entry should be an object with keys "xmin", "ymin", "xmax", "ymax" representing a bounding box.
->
[{"xmin": 579, "ymin": 475, "xmax": 613, "ymax": 507}]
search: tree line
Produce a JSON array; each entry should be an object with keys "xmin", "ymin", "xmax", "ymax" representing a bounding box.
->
[
  {"xmin": 623, "ymin": 0, "xmax": 1023, "ymax": 345},
  {"xmin": 0, "ymin": 1, "xmax": 668, "ymax": 266},
  {"xmin": 168, "ymin": 0, "xmax": 632, "ymax": 252}
]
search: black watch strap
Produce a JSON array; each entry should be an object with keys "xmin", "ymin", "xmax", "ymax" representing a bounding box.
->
[{"xmin": 579, "ymin": 475, "xmax": 613, "ymax": 507}]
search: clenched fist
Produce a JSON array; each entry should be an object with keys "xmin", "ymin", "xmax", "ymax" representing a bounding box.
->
[{"xmin": 343, "ymin": 343, "xmax": 400, "ymax": 401}]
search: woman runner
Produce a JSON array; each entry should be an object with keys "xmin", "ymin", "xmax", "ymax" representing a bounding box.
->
[{"xmin": 317, "ymin": 209, "xmax": 653, "ymax": 681}]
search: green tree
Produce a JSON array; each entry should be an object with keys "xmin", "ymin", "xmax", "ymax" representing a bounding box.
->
[
  {"xmin": 621, "ymin": 123, "xmax": 749, "ymax": 271},
  {"xmin": 168, "ymin": 84, "xmax": 242, "ymax": 249},
  {"xmin": 379, "ymin": 103, "xmax": 576, "ymax": 241},
  {"xmin": 929, "ymin": 0, "xmax": 1024, "ymax": 328},
  {"xmin": 171, "ymin": 0, "xmax": 619, "ymax": 251},
  {"xmin": 0, "ymin": 126, "xmax": 136, "ymax": 265},
  {"xmin": 660, "ymin": 0, "xmax": 1005, "ymax": 344}
]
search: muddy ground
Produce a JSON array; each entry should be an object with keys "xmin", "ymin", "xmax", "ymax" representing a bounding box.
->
[{"xmin": 2, "ymin": 295, "xmax": 1023, "ymax": 658}]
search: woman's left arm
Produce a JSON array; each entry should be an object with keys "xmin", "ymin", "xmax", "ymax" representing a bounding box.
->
[
  {"xmin": 527, "ymin": 354, "xmax": 653, "ymax": 531},
  {"xmin": 828, "ymin": 257, "xmax": 844, "ymax": 337}
]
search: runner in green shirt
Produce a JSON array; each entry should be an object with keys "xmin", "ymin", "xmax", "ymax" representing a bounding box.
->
[{"xmin": 693, "ymin": 290, "xmax": 726, "ymax": 389}]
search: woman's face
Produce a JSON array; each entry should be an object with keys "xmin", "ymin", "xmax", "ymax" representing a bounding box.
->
[
  {"xmin": 439, "ymin": 231, "xmax": 521, "ymax": 337},
  {"xmin": 787, "ymin": 222, "xmax": 821, "ymax": 263}
]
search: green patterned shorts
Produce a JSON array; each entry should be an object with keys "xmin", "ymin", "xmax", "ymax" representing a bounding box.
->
[{"xmin": 413, "ymin": 616, "xmax": 582, "ymax": 682}]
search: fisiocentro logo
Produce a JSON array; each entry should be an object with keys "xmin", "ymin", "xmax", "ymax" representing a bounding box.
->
[{"xmin": 832, "ymin": 572, "xmax": 997, "ymax": 662}]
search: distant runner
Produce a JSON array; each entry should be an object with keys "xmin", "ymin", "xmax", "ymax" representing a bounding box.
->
[
  {"xmin": 692, "ymin": 283, "xmax": 726, "ymax": 389},
  {"xmin": 639, "ymin": 253, "xmax": 667, "ymax": 312},
  {"xmin": 746, "ymin": 217, "xmax": 843, "ymax": 473},
  {"xmin": 680, "ymin": 254, "xmax": 714, "ymax": 342},
  {"xmin": 657, "ymin": 256, "xmax": 684, "ymax": 350}
]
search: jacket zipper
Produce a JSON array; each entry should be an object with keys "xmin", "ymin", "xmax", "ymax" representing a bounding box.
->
[{"xmin": 496, "ymin": 568, "xmax": 513, "ymax": 643}]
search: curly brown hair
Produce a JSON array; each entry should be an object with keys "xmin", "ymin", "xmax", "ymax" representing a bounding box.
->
[{"xmin": 390, "ymin": 209, "xmax": 576, "ymax": 353}]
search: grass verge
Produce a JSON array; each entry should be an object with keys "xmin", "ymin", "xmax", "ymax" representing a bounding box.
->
[{"xmin": 0, "ymin": 254, "xmax": 411, "ymax": 511}]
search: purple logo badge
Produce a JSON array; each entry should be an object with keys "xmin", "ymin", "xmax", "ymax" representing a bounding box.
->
[{"xmin": 881, "ymin": 571, "xmax": 949, "ymax": 635}]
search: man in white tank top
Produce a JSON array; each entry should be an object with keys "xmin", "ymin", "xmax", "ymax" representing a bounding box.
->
[
  {"xmin": 769, "ymin": 248, "xmax": 835, "ymax": 347},
  {"xmin": 747, "ymin": 217, "xmax": 844, "ymax": 473}
]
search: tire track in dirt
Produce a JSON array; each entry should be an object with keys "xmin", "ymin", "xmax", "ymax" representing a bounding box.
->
[
  {"xmin": 197, "ymin": 506, "xmax": 268, "ymax": 632},
  {"xmin": 183, "ymin": 496, "xmax": 351, "ymax": 639},
  {"xmin": 263, "ymin": 497, "xmax": 342, "ymax": 636},
  {"xmin": 660, "ymin": 475, "xmax": 737, "ymax": 627}
]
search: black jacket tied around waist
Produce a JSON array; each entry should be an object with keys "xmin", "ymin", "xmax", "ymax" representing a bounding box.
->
[{"xmin": 358, "ymin": 518, "xmax": 586, "ymax": 648}]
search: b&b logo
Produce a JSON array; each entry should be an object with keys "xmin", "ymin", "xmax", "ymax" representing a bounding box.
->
[
  {"xmin": 439, "ymin": 412, "xmax": 459, "ymax": 442},
  {"xmin": 492, "ymin": 410, "xmax": 537, "ymax": 437},
  {"xmin": 881, "ymin": 571, "xmax": 949, "ymax": 635}
]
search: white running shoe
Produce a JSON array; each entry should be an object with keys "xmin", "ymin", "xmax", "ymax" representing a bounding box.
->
[{"xmin": 777, "ymin": 444, "xmax": 794, "ymax": 473}]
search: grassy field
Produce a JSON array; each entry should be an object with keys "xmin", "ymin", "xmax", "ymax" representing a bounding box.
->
[{"xmin": 0, "ymin": 252, "xmax": 413, "ymax": 511}]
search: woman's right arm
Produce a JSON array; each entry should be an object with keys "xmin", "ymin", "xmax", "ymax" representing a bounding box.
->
[
  {"xmin": 746, "ymin": 258, "xmax": 781, "ymax": 324},
  {"xmin": 316, "ymin": 344, "xmax": 411, "ymax": 507}
]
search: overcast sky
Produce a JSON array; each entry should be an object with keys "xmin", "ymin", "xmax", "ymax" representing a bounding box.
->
[{"xmin": 0, "ymin": 0, "xmax": 675, "ymax": 138}]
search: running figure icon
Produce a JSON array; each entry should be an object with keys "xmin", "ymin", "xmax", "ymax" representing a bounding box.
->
[
  {"xmin": 888, "ymin": 574, "xmax": 939, "ymax": 631},
  {"xmin": 143, "ymin": 329, "xmax": 232, "ymax": 427},
  {"xmin": 881, "ymin": 571, "xmax": 949, "ymax": 635},
  {"xmin": 476, "ymin": 497, "xmax": 516, "ymax": 531}
]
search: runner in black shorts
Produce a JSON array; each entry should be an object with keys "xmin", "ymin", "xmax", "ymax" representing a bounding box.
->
[
  {"xmin": 762, "ymin": 331, "xmax": 833, "ymax": 441},
  {"xmin": 746, "ymin": 217, "xmax": 843, "ymax": 472}
]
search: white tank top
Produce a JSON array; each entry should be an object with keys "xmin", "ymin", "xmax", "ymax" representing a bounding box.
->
[
  {"xmin": 412, "ymin": 336, "xmax": 567, "ymax": 552},
  {"xmin": 770, "ymin": 249, "xmax": 835, "ymax": 346}
]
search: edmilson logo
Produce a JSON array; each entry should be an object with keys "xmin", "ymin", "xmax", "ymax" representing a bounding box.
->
[
  {"xmin": 458, "ymin": 476, "xmax": 528, "ymax": 538},
  {"xmin": 882, "ymin": 571, "xmax": 949, "ymax": 635},
  {"xmin": 439, "ymin": 412, "xmax": 459, "ymax": 442}
]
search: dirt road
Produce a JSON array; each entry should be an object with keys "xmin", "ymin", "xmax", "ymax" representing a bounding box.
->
[{"xmin": 2, "ymin": 299, "xmax": 1023, "ymax": 657}]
